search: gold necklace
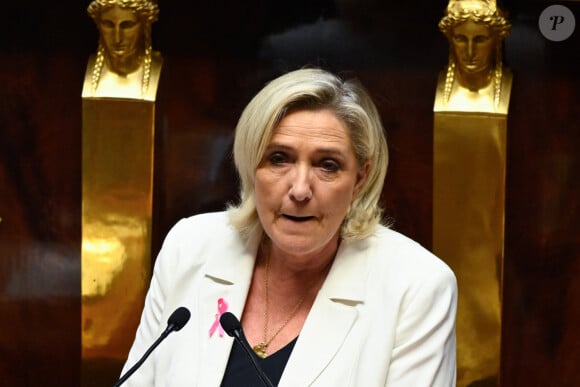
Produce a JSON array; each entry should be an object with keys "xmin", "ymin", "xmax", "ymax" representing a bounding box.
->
[{"xmin": 252, "ymin": 254, "xmax": 308, "ymax": 359}]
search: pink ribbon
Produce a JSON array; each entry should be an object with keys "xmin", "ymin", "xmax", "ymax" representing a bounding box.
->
[{"xmin": 208, "ymin": 297, "xmax": 229, "ymax": 337}]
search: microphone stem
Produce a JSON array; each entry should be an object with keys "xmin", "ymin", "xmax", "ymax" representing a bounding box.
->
[{"xmin": 113, "ymin": 329, "xmax": 171, "ymax": 387}]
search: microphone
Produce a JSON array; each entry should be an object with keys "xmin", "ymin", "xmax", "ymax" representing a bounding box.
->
[
  {"xmin": 220, "ymin": 312, "xmax": 275, "ymax": 387},
  {"xmin": 113, "ymin": 306, "xmax": 191, "ymax": 387}
]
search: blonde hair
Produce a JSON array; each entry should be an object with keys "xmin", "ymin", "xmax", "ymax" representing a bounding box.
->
[{"xmin": 227, "ymin": 68, "xmax": 389, "ymax": 242}]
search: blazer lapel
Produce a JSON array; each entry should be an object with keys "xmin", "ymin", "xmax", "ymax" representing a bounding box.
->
[
  {"xmin": 195, "ymin": 232, "xmax": 261, "ymax": 387},
  {"xmin": 279, "ymin": 239, "xmax": 369, "ymax": 387}
]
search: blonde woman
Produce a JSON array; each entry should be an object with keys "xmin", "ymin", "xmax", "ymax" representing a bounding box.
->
[{"xmin": 122, "ymin": 68, "xmax": 457, "ymax": 386}]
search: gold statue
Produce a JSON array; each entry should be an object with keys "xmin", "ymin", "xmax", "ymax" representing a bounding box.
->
[
  {"xmin": 81, "ymin": 4, "xmax": 162, "ymax": 384},
  {"xmin": 433, "ymin": 2, "xmax": 513, "ymax": 385},
  {"xmin": 83, "ymin": 0, "xmax": 162, "ymax": 100},
  {"xmin": 434, "ymin": 0, "xmax": 512, "ymax": 114}
]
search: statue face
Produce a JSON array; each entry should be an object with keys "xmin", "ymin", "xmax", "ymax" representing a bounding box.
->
[
  {"xmin": 98, "ymin": 5, "xmax": 144, "ymax": 74},
  {"xmin": 451, "ymin": 20, "xmax": 495, "ymax": 76}
]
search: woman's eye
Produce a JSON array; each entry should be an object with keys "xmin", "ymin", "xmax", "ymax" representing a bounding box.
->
[
  {"xmin": 268, "ymin": 152, "xmax": 287, "ymax": 165},
  {"xmin": 320, "ymin": 159, "xmax": 340, "ymax": 172}
]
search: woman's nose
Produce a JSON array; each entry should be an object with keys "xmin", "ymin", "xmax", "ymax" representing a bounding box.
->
[{"xmin": 288, "ymin": 165, "xmax": 313, "ymax": 202}]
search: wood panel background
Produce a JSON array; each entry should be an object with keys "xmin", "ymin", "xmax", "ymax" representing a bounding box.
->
[{"xmin": 0, "ymin": 1, "xmax": 578, "ymax": 385}]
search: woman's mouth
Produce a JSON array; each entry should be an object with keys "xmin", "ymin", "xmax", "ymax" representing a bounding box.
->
[{"xmin": 283, "ymin": 214, "xmax": 315, "ymax": 222}]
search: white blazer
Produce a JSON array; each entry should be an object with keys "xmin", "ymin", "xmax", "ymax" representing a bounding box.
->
[{"xmin": 121, "ymin": 211, "xmax": 457, "ymax": 386}]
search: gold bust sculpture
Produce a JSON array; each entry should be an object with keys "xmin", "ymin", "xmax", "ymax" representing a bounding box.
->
[
  {"xmin": 83, "ymin": 0, "xmax": 162, "ymax": 100},
  {"xmin": 434, "ymin": 0, "xmax": 512, "ymax": 114}
]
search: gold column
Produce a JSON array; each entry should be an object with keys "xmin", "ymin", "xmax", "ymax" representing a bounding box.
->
[
  {"xmin": 81, "ymin": 2, "xmax": 162, "ymax": 384},
  {"xmin": 433, "ymin": 112, "xmax": 506, "ymax": 386},
  {"xmin": 81, "ymin": 98, "xmax": 156, "ymax": 384}
]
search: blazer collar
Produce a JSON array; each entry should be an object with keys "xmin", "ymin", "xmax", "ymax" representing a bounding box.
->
[
  {"xmin": 195, "ymin": 233, "xmax": 370, "ymax": 387},
  {"xmin": 279, "ymin": 237, "xmax": 370, "ymax": 386}
]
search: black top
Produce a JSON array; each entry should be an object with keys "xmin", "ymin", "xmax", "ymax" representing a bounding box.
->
[{"xmin": 220, "ymin": 337, "xmax": 298, "ymax": 387}]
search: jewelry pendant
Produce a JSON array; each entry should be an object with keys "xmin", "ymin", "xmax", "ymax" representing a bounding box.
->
[{"xmin": 253, "ymin": 342, "xmax": 267, "ymax": 358}]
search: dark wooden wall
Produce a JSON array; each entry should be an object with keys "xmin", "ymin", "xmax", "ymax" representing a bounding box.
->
[{"xmin": 1, "ymin": 1, "xmax": 578, "ymax": 385}]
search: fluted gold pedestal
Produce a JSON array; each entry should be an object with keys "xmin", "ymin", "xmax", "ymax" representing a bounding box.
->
[
  {"xmin": 81, "ymin": 98, "xmax": 155, "ymax": 386},
  {"xmin": 433, "ymin": 113, "xmax": 506, "ymax": 386}
]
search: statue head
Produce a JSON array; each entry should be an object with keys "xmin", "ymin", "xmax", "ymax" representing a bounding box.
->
[
  {"xmin": 87, "ymin": 0, "xmax": 159, "ymax": 93},
  {"xmin": 439, "ymin": 0, "xmax": 511, "ymax": 101}
]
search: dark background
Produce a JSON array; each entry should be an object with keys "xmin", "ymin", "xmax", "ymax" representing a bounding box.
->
[{"xmin": 1, "ymin": 0, "xmax": 579, "ymax": 385}]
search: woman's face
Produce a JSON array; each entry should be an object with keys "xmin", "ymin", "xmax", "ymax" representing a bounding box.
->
[
  {"xmin": 98, "ymin": 5, "xmax": 143, "ymax": 74},
  {"xmin": 254, "ymin": 109, "xmax": 369, "ymax": 261},
  {"xmin": 451, "ymin": 20, "xmax": 495, "ymax": 76}
]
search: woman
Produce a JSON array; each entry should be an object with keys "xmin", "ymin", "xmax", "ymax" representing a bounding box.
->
[{"xmin": 121, "ymin": 68, "xmax": 457, "ymax": 386}]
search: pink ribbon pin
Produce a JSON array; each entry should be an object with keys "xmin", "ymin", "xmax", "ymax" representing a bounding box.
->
[{"xmin": 209, "ymin": 297, "xmax": 229, "ymax": 337}]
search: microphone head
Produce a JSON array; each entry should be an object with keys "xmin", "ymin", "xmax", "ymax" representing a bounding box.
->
[
  {"xmin": 220, "ymin": 312, "xmax": 241, "ymax": 337},
  {"xmin": 167, "ymin": 307, "xmax": 191, "ymax": 332}
]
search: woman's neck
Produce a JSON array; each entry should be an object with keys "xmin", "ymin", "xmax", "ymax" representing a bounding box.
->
[{"xmin": 258, "ymin": 237, "xmax": 338, "ymax": 287}]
